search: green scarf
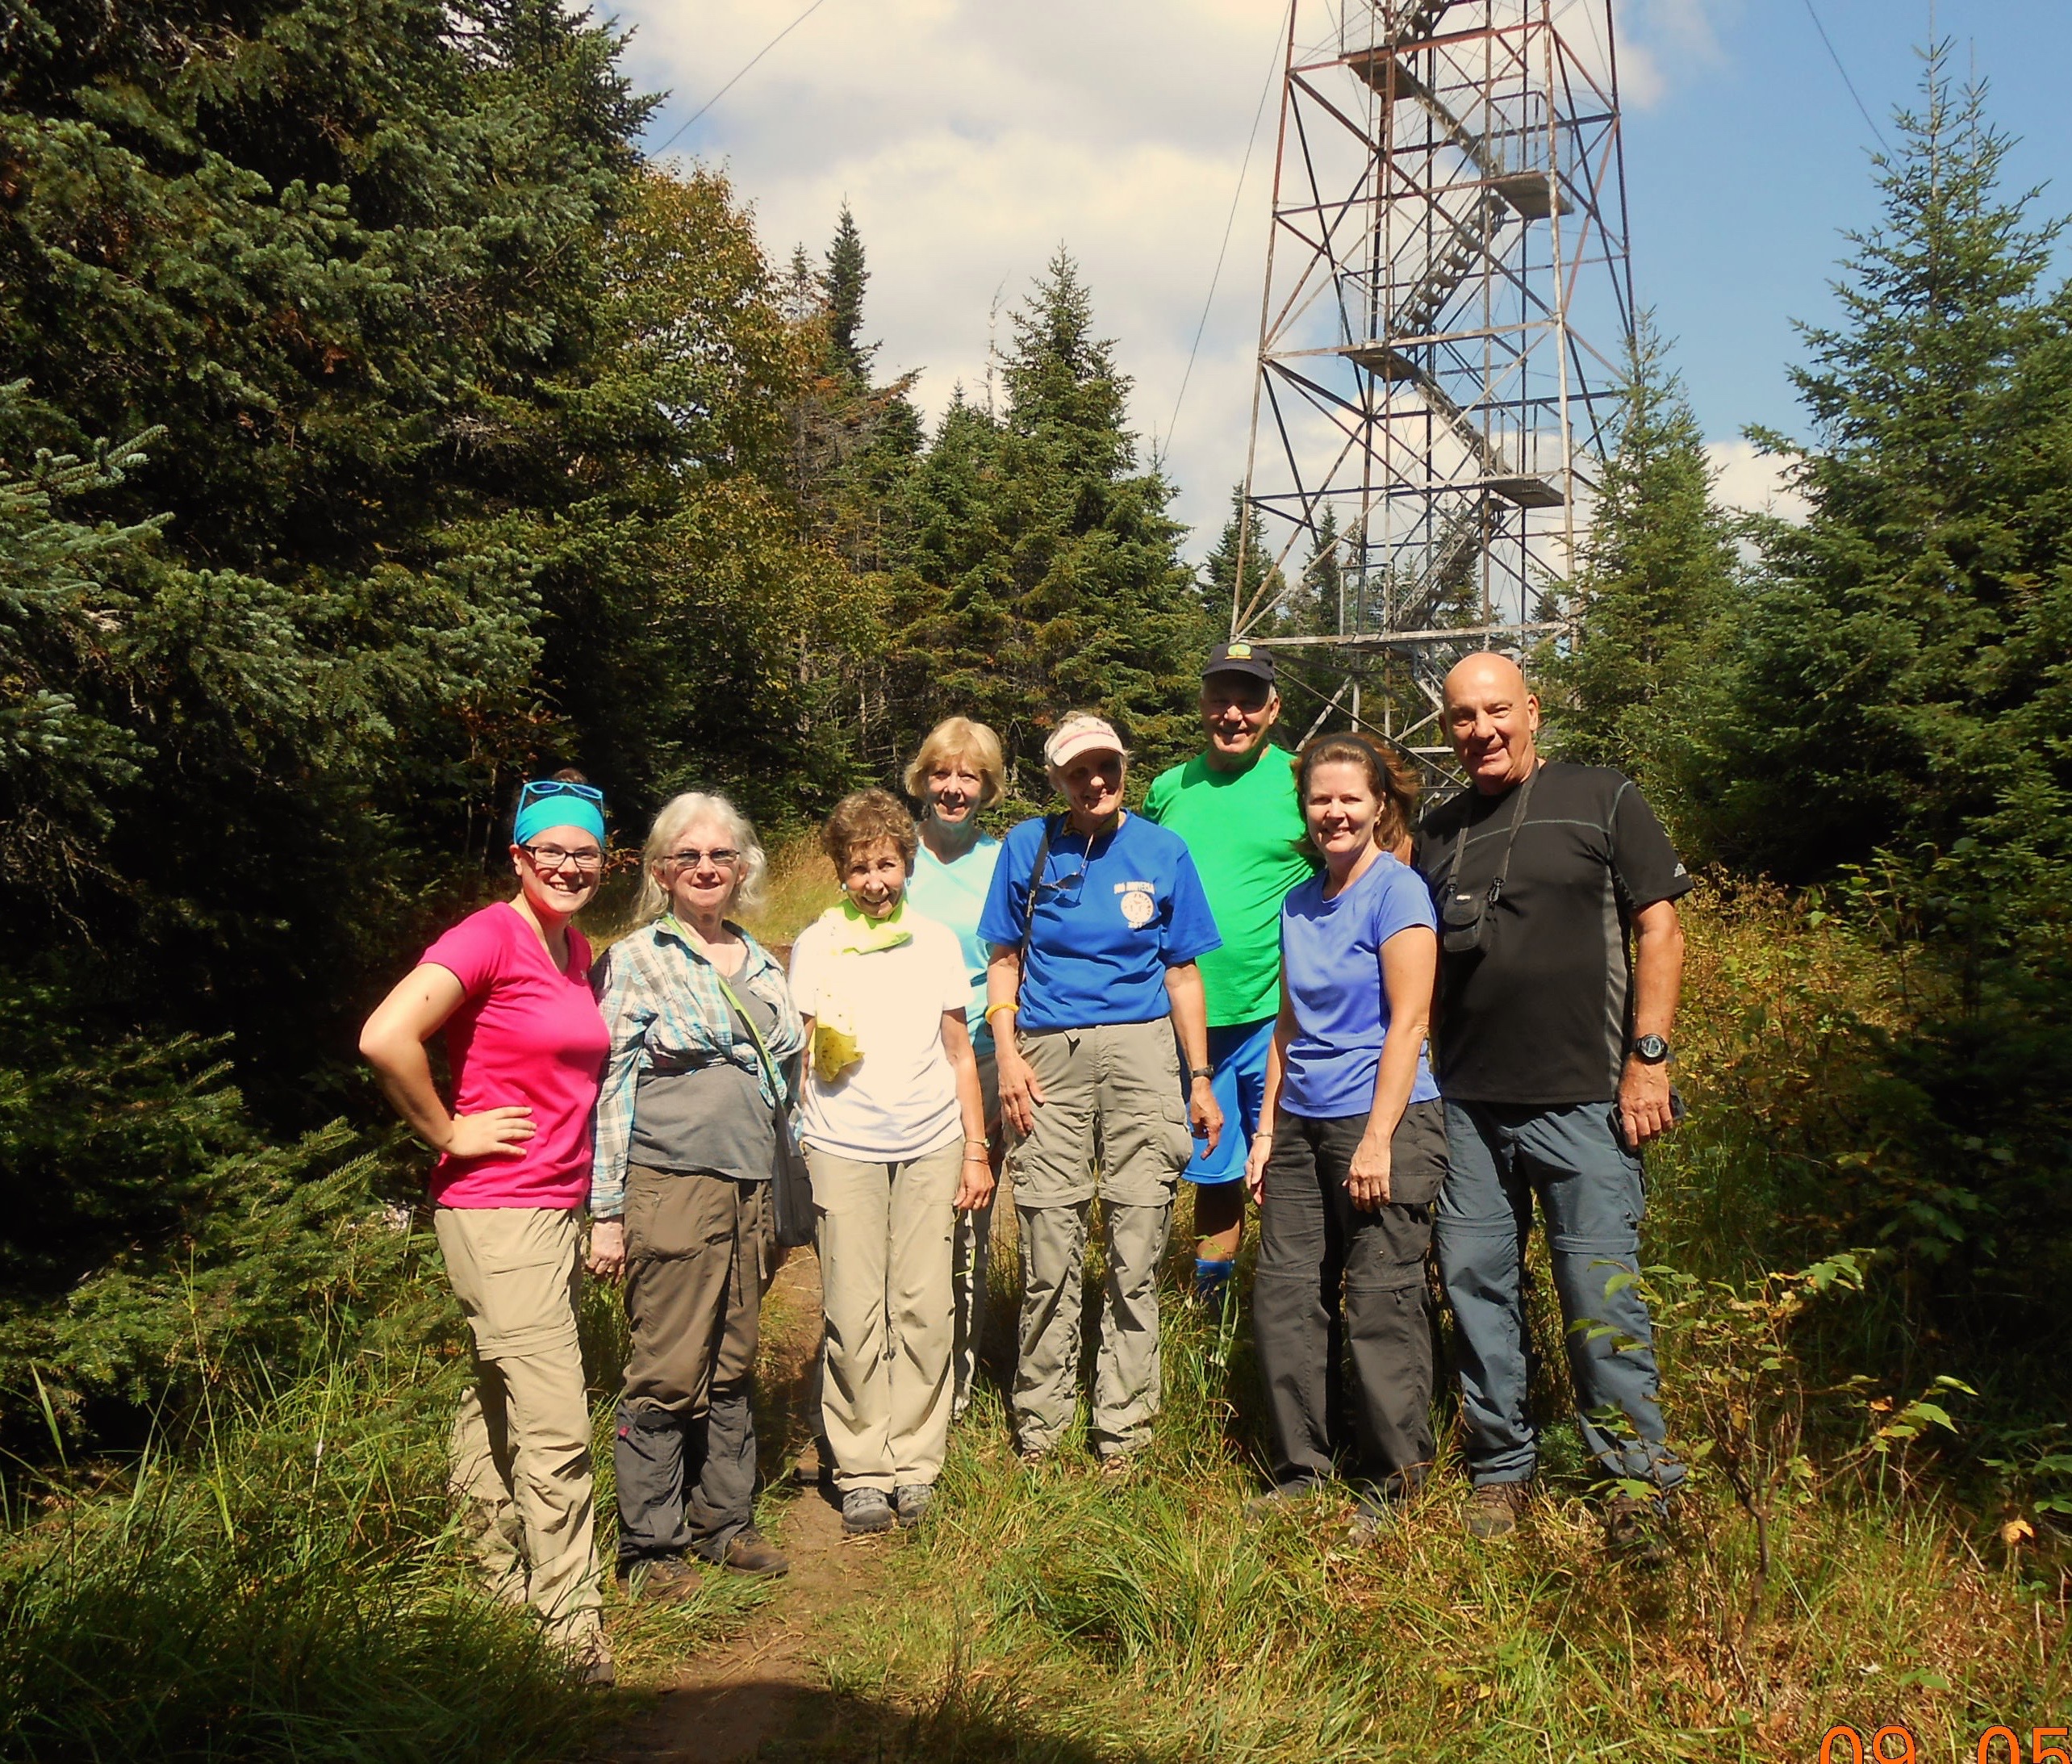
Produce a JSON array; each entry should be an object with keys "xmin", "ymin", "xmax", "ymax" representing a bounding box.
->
[{"xmin": 824, "ymin": 895, "xmax": 913, "ymax": 955}]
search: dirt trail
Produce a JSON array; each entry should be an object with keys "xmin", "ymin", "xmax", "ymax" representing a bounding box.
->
[{"xmin": 613, "ymin": 1248, "xmax": 890, "ymax": 1764}]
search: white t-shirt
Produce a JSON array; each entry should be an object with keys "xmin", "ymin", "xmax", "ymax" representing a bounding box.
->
[{"xmin": 788, "ymin": 910, "xmax": 970, "ymax": 1160}]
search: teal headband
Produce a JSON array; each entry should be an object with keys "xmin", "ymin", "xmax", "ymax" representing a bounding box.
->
[{"xmin": 513, "ymin": 780, "xmax": 606, "ymax": 848}]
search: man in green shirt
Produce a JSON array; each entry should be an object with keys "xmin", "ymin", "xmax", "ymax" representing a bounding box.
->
[{"xmin": 1143, "ymin": 642, "xmax": 1318, "ymax": 1312}]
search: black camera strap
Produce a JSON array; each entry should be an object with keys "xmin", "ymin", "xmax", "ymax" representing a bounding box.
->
[{"xmin": 1454, "ymin": 761, "xmax": 1540, "ymax": 909}]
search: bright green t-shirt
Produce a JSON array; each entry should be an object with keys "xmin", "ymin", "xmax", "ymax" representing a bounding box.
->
[{"xmin": 1142, "ymin": 746, "xmax": 1318, "ymax": 1026}]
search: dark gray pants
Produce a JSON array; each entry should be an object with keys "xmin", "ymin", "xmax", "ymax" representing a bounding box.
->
[
  {"xmin": 1252, "ymin": 1100, "xmax": 1447, "ymax": 1503},
  {"xmin": 614, "ymin": 1168, "xmax": 771, "ymax": 1566},
  {"xmin": 615, "ymin": 1386, "xmax": 757, "ymax": 1565}
]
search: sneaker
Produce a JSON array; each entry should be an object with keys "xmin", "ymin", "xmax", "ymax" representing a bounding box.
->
[
  {"xmin": 1097, "ymin": 1449, "xmax": 1142, "ymax": 1482},
  {"xmin": 719, "ymin": 1528, "xmax": 791, "ymax": 1576},
  {"xmin": 842, "ymin": 1488, "xmax": 895, "ymax": 1536},
  {"xmin": 893, "ymin": 1483, "xmax": 934, "ymax": 1528},
  {"xmin": 1463, "ymin": 1481, "xmax": 1531, "ymax": 1540},
  {"xmin": 1603, "ymin": 1491, "xmax": 1673, "ymax": 1568},
  {"xmin": 616, "ymin": 1555, "xmax": 700, "ymax": 1602}
]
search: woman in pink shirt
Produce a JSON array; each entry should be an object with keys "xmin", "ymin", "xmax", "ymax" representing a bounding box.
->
[{"xmin": 359, "ymin": 771, "xmax": 614, "ymax": 1687}]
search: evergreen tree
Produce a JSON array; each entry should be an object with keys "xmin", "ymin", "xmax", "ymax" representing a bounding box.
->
[
  {"xmin": 881, "ymin": 253, "xmax": 1213, "ymax": 791},
  {"xmin": 1700, "ymin": 51, "xmax": 2072, "ymax": 885},
  {"xmin": 1544, "ymin": 315, "xmax": 1739, "ymax": 842},
  {"xmin": 822, "ymin": 203, "xmax": 873, "ymax": 381},
  {"xmin": 1200, "ymin": 486, "xmax": 1285, "ymax": 632}
]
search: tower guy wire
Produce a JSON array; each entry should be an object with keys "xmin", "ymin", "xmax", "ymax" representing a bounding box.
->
[
  {"xmin": 1802, "ymin": 0, "xmax": 1892, "ymax": 153},
  {"xmin": 646, "ymin": 0, "xmax": 838, "ymax": 161}
]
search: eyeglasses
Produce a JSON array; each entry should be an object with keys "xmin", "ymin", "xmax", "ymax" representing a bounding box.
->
[
  {"xmin": 665, "ymin": 848, "xmax": 741, "ymax": 870},
  {"xmin": 520, "ymin": 844, "xmax": 605, "ymax": 874},
  {"xmin": 519, "ymin": 779, "xmax": 604, "ymax": 809},
  {"xmin": 1033, "ymin": 854, "xmax": 1088, "ymax": 905}
]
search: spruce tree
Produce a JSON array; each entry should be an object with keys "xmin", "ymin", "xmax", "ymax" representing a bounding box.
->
[
  {"xmin": 1544, "ymin": 315, "xmax": 1739, "ymax": 843},
  {"xmin": 1702, "ymin": 50, "xmax": 2072, "ymax": 885},
  {"xmin": 823, "ymin": 203, "xmax": 873, "ymax": 382}
]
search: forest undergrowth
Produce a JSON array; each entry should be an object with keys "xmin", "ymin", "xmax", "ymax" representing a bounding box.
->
[{"xmin": 2, "ymin": 879, "xmax": 2067, "ymax": 1762}]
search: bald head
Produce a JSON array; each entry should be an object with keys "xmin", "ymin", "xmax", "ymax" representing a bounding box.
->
[{"xmin": 1443, "ymin": 650, "xmax": 1540, "ymax": 795}]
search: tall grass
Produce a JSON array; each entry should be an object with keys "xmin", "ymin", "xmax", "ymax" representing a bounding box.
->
[
  {"xmin": 810, "ymin": 886, "xmax": 2071, "ymax": 1762},
  {"xmin": 0, "ymin": 1251, "xmax": 776, "ymax": 1760}
]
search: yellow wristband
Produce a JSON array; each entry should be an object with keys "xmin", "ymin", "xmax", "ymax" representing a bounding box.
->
[{"xmin": 984, "ymin": 1001, "xmax": 1018, "ymax": 1024}]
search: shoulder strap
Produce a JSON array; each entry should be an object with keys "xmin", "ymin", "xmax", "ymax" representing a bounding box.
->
[
  {"xmin": 1455, "ymin": 761, "xmax": 1541, "ymax": 906},
  {"xmin": 712, "ymin": 970, "xmax": 779, "ymax": 1095},
  {"xmin": 1018, "ymin": 816, "xmax": 1059, "ymax": 961}
]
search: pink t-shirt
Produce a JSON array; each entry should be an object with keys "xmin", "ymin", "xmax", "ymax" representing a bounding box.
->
[{"xmin": 421, "ymin": 902, "xmax": 610, "ymax": 1210}]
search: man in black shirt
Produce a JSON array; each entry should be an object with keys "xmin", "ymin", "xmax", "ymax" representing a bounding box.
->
[{"xmin": 1414, "ymin": 654, "xmax": 1690, "ymax": 1557}]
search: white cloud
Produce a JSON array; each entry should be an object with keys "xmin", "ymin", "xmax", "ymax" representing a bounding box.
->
[
  {"xmin": 1706, "ymin": 437, "xmax": 1808, "ymax": 522},
  {"xmin": 616, "ymin": 0, "xmax": 1731, "ymax": 558}
]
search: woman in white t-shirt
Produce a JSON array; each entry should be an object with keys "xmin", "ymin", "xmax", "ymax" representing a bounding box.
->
[{"xmin": 789, "ymin": 789, "xmax": 993, "ymax": 1536}]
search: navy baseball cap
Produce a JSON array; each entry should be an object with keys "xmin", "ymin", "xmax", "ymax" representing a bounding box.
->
[{"xmin": 1203, "ymin": 640, "xmax": 1276, "ymax": 686}]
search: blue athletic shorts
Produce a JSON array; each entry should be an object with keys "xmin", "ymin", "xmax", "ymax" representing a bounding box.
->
[{"xmin": 1184, "ymin": 1016, "xmax": 1276, "ymax": 1186}]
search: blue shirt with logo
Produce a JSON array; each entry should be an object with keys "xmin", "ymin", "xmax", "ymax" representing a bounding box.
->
[
  {"xmin": 978, "ymin": 813, "xmax": 1222, "ymax": 1033},
  {"xmin": 1279, "ymin": 854, "xmax": 1441, "ymax": 1118}
]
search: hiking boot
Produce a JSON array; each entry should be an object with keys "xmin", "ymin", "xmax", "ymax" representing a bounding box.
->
[
  {"xmin": 720, "ymin": 1528, "xmax": 791, "ymax": 1576},
  {"xmin": 569, "ymin": 1630, "xmax": 616, "ymax": 1689},
  {"xmin": 1097, "ymin": 1449, "xmax": 1143, "ymax": 1482},
  {"xmin": 1243, "ymin": 1478, "xmax": 1322, "ymax": 1520},
  {"xmin": 842, "ymin": 1488, "xmax": 895, "ymax": 1536},
  {"xmin": 1603, "ymin": 1491, "xmax": 1673, "ymax": 1568},
  {"xmin": 1463, "ymin": 1481, "xmax": 1530, "ymax": 1540},
  {"xmin": 789, "ymin": 1437, "xmax": 834, "ymax": 1490},
  {"xmin": 616, "ymin": 1555, "xmax": 700, "ymax": 1603},
  {"xmin": 1347, "ymin": 1494, "xmax": 1410, "ymax": 1543},
  {"xmin": 894, "ymin": 1482, "xmax": 934, "ymax": 1528}
]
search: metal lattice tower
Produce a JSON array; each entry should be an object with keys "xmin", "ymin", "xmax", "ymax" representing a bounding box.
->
[{"xmin": 1231, "ymin": 0, "xmax": 1634, "ymax": 782}]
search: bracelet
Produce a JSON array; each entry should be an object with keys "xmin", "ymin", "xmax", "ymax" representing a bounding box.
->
[
  {"xmin": 984, "ymin": 1001, "xmax": 1018, "ymax": 1024},
  {"xmin": 962, "ymin": 1147, "xmax": 991, "ymax": 1163}
]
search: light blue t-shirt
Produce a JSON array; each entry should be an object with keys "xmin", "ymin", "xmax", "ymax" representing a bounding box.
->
[
  {"xmin": 1279, "ymin": 854, "xmax": 1441, "ymax": 1119},
  {"xmin": 978, "ymin": 813, "xmax": 1222, "ymax": 1034},
  {"xmin": 905, "ymin": 834, "xmax": 1003, "ymax": 1052}
]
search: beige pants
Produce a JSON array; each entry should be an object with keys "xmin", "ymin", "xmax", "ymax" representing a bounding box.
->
[
  {"xmin": 949, "ymin": 1050, "xmax": 1001, "ymax": 1417},
  {"xmin": 1005, "ymin": 1019, "xmax": 1191, "ymax": 1457},
  {"xmin": 435, "ymin": 1206, "xmax": 602, "ymax": 1648},
  {"xmin": 810, "ymin": 1139, "xmax": 962, "ymax": 1492}
]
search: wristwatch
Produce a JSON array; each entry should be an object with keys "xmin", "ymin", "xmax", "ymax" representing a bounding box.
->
[
  {"xmin": 1189, "ymin": 1064, "xmax": 1214, "ymax": 1081},
  {"xmin": 1629, "ymin": 1035, "xmax": 1672, "ymax": 1065}
]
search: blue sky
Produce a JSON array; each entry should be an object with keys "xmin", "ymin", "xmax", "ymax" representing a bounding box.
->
[
  {"xmin": 1633, "ymin": 0, "xmax": 2072, "ymax": 502},
  {"xmin": 616, "ymin": 0, "xmax": 2072, "ymax": 554}
]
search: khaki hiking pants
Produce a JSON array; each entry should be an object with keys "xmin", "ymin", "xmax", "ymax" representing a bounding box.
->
[
  {"xmin": 434, "ymin": 1206, "xmax": 602, "ymax": 1649},
  {"xmin": 1005, "ymin": 1019, "xmax": 1192, "ymax": 1459},
  {"xmin": 810, "ymin": 1139, "xmax": 961, "ymax": 1493}
]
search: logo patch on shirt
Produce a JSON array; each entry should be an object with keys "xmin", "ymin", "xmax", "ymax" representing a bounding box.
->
[{"xmin": 1116, "ymin": 880, "xmax": 1157, "ymax": 930}]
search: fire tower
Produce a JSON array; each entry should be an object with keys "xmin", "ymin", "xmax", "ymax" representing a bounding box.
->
[{"xmin": 1231, "ymin": 0, "xmax": 1634, "ymax": 782}]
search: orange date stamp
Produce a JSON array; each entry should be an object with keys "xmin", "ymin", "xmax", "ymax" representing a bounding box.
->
[{"xmin": 1819, "ymin": 1728, "xmax": 2071, "ymax": 1764}]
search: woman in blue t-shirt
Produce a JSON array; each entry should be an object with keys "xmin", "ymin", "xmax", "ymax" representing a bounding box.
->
[
  {"xmin": 1243, "ymin": 733, "xmax": 1444, "ymax": 1532},
  {"xmin": 977, "ymin": 711, "xmax": 1224, "ymax": 1470}
]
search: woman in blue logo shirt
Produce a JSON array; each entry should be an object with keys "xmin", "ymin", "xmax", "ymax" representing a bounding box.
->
[
  {"xmin": 1244, "ymin": 733, "xmax": 1444, "ymax": 1532},
  {"xmin": 977, "ymin": 712, "xmax": 1222, "ymax": 1469}
]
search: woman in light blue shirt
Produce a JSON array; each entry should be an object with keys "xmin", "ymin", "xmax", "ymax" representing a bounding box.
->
[
  {"xmin": 1244, "ymin": 733, "xmax": 1443, "ymax": 1532},
  {"xmin": 902, "ymin": 717, "xmax": 1006, "ymax": 1417}
]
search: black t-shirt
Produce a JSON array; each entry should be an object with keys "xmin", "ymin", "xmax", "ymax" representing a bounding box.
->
[{"xmin": 1412, "ymin": 761, "xmax": 1692, "ymax": 1106}]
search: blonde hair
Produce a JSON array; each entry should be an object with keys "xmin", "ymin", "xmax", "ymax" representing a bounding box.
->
[
  {"xmin": 821, "ymin": 788, "xmax": 919, "ymax": 873},
  {"xmin": 903, "ymin": 717, "xmax": 1006, "ymax": 809},
  {"xmin": 633, "ymin": 791, "xmax": 767, "ymax": 923}
]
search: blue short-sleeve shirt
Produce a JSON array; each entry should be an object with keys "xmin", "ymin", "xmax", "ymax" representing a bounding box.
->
[
  {"xmin": 1279, "ymin": 854, "xmax": 1441, "ymax": 1119},
  {"xmin": 978, "ymin": 813, "xmax": 1222, "ymax": 1033}
]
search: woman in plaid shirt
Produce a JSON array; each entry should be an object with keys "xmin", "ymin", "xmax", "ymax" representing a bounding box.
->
[{"xmin": 587, "ymin": 792, "xmax": 804, "ymax": 1595}]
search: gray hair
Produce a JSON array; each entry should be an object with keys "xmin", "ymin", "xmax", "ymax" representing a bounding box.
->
[{"xmin": 633, "ymin": 791, "xmax": 768, "ymax": 923}]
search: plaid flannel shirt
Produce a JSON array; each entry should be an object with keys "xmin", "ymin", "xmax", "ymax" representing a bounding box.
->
[{"xmin": 588, "ymin": 918, "xmax": 805, "ymax": 1218}]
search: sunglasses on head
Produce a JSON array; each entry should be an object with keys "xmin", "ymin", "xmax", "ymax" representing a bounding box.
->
[{"xmin": 520, "ymin": 779, "xmax": 604, "ymax": 807}]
